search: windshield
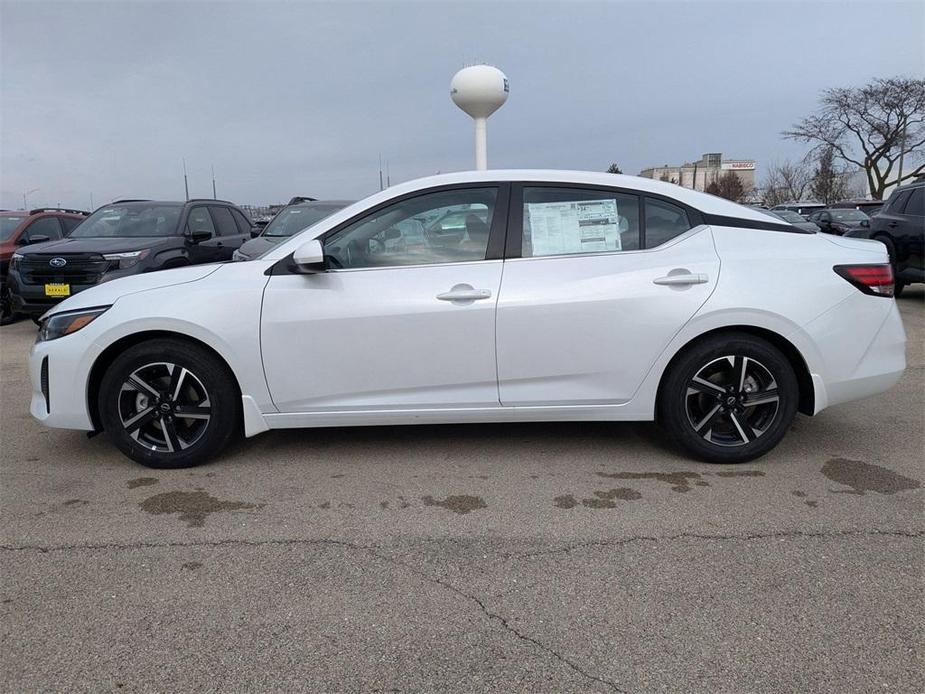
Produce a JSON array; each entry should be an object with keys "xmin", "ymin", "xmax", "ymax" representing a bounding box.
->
[
  {"xmin": 0, "ymin": 216, "xmax": 25, "ymax": 241},
  {"xmin": 70, "ymin": 204, "xmax": 182, "ymax": 238},
  {"xmin": 830, "ymin": 209, "xmax": 869, "ymax": 222},
  {"xmin": 262, "ymin": 204, "xmax": 347, "ymax": 237}
]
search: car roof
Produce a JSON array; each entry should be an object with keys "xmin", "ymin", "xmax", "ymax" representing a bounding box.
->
[{"xmin": 374, "ymin": 170, "xmax": 778, "ymax": 223}]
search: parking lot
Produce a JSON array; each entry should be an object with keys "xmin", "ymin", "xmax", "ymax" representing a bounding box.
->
[{"xmin": 0, "ymin": 289, "xmax": 921, "ymax": 692}]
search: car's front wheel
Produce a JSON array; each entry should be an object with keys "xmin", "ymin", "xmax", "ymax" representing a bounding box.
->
[
  {"xmin": 98, "ymin": 339, "xmax": 240, "ymax": 468},
  {"xmin": 658, "ymin": 333, "xmax": 798, "ymax": 464}
]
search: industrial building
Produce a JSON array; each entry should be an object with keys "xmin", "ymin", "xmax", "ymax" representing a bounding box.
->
[{"xmin": 640, "ymin": 152, "xmax": 756, "ymax": 193}]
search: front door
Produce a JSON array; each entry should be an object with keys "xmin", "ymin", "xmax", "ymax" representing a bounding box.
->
[
  {"xmin": 496, "ymin": 185, "xmax": 720, "ymax": 406},
  {"xmin": 261, "ymin": 185, "xmax": 507, "ymax": 412}
]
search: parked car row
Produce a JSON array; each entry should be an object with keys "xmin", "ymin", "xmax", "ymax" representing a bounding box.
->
[
  {"xmin": 1, "ymin": 208, "xmax": 89, "ymax": 324},
  {"xmin": 2, "ymin": 196, "xmax": 349, "ymax": 324}
]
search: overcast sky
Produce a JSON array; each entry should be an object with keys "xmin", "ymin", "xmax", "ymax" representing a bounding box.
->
[{"xmin": 2, "ymin": 0, "xmax": 923, "ymax": 210}]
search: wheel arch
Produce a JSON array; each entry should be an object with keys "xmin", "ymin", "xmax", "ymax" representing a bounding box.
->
[
  {"xmin": 86, "ymin": 330, "xmax": 243, "ymax": 432},
  {"xmin": 654, "ymin": 325, "xmax": 815, "ymax": 418}
]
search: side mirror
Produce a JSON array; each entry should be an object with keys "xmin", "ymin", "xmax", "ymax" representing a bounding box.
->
[
  {"xmin": 187, "ymin": 228, "xmax": 212, "ymax": 243},
  {"xmin": 20, "ymin": 235, "xmax": 50, "ymax": 245},
  {"xmin": 292, "ymin": 239, "xmax": 325, "ymax": 273}
]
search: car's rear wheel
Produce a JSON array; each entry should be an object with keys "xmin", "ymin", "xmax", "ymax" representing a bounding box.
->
[
  {"xmin": 658, "ymin": 333, "xmax": 798, "ymax": 464},
  {"xmin": 98, "ymin": 339, "xmax": 239, "ymax": 468}
]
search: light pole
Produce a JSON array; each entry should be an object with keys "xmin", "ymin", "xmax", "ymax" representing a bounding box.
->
[{"xmin": 23, "ymin": 188, "xmax": 39, "ymax": 210}]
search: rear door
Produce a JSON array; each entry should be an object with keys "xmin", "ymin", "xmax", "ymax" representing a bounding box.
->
[
  {"xmin": 209, "ymin": 206, "xmax": 249, "ymax": 258},
  {"xmin": 496, "ymin": 184, "xmax": 719, "ymax": 407}
]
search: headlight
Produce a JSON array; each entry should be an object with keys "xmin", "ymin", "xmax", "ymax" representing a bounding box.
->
[
  {"xmin": 103, "ymin": 249, "xmax": 149, "ymax": 269},
  {"xmin": 38, "ymin": 307, "xmax": 110, "ymax": 342},
  {"xmin": 232, "ymin": 249, "xmax": 249, "ymax": 261},
  {"xmin": 10, "ymin": 252, "xmax": 23, "ymax": 271}
]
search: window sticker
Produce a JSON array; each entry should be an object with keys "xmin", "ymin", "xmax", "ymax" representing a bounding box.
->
[{"xmin": 525, "ymin": 199, "xmax": 621, "ymax": 256}]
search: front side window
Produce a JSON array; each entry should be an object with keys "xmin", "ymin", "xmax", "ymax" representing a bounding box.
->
[
  {"xmin": 645, "ymin": 198, "xmax": 692, "ymax": 247},
  {"xmin": 323, "ymin": 188, "xmax": 497, "ymax": 269},
  {"xmin": 59, "ymin": 216, "xmax": 84, "ymax": 234},
  {"xmin": 522, "ymin": 187, "xmax": 640, "ymax": 257},
  {"xmin": 71, "ymin": 204, "xmax": 182, "ymax": 238},
  {"xmin": 186, "ymin": 207, "xmax": 215, "ymax": 237},
  {"xmin": 24, "ymin": 217, "xmax": 63, "ymax": 241}
]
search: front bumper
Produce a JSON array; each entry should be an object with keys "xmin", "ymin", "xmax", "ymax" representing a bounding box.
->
[{"xmin": 29, "ymin": 332, "xmax": 101, "ymax": 431}]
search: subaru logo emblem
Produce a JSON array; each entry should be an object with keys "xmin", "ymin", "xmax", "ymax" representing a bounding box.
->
[{"xmin": 49, "ymin": 257, "xmax": 67, "ymax": 268}]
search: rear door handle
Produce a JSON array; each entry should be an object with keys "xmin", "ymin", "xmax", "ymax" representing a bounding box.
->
[
  {"xmin": 653, "ymin": 273, "xmax": 708, "ymax": 286},
  {"xmin": 437, "ymin": 285, "xmax": 492, "ymax": 302}
]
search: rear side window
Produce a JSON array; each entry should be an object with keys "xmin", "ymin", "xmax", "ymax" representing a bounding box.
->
[
  {"xmin": 231, "ymin": 209, "xmax": 253, "ymax": 235},
  {"xmin": 521, "ymin": 187, "xmax": 640, "ymax": 257},
  {"xmin": 187, "ymin": 207, "xmax": 215, "ymax": 237},
  {"xmin": 209, "ymin": 206, "xmax": 239, "ymax": 237},
  {"xmin": 645, "ymin": 198, "xmax": 692, "ymax": 247},
  {"xmin": 889, "ymin": 190, "xmax": 911, "ymax": 213},
  {"xmin": 902, "ymin": 188, "xmax": 924, "ymax": 216}
]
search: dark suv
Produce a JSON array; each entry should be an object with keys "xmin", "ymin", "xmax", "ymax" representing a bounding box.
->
[
  {"xmin": 1, "ymin": 208, "xmax": 88, "ymax": 324},
  {"xmin": 845, "ymin": 181, "xmax": 924, "ymax": 296},
  {"xmin": 8, "ymin": 199, "xmax": 256, "ymax": 319}
]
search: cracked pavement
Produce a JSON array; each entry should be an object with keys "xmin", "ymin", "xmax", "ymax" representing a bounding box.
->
[{"xmin": 1, "ymin": 288, "xmax": 922, "ymax": 692}]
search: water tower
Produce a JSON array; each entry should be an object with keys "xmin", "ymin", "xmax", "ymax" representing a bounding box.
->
[{"xmin": 450, "ymin": 65, "xmax": 509, "ymax": 170}]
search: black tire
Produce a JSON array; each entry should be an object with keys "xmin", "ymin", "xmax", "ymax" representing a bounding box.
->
[
  {"xmin": 658, "ymin": 333, "xmax": 799, "ymax": 464},
  {"xmin": 0, "ymin": 284, "xmax": 18, "ymax": 326},
  {"xmin": 98, "ymin": 338, "xmax": 240, "ymax": 468},
  {"xmin": 894, "ymin": 281, "xmax": 906, "ymax": 298}
]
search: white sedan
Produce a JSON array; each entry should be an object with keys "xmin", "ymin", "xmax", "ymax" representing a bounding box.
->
[{"xmin": 28, "ymin": 171, "xmax": 905, "ymax": 468}]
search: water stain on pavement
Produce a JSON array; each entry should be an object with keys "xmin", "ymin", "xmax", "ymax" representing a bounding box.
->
[
  {"xmin": 421, "ymin": 494, "xmax": 487, "ymax": 514},
  {"xmin": 712, "ymin": 470, "xmax": 765, "ymax": 478},
  {"xmin": 822, "ymin": 458, "xmax": 920, "ymax": 496},
  {"xmin": 62, "ymin": 499, "xmax": 88, "ymax": 507},
  {"xmin": 597, "ymin": 471, "xmax": 703, "ymax": 493},
  {"xmin": 181, "ymin": 562, "xmax": 203, "ymax": 570},
  {"xmin": 581, "ymin": 488, "xmax": 642, "ymax": 509},
  {"xmin": 126, "ymin": 477, "xmax": 159, "ymax": 489},
  {"xmin": 554, "ymin": 494, "xmax": 578, "ymax": 509},
  {"xmin": 792, "ymin": 490, "xmax": 807, "ymax": 498},
  {"xmin": 139, "ymin": 491, "xmax": 261, "ymax": 527}
]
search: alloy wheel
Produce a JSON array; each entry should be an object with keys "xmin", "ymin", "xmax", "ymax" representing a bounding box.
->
[
  {"xmin": 118, "ymin": 362, "xmax": 211, "ymax": 453},
  {"xmin": 684, "ymin": 355, "xmax": 780, "ymax": 447}
]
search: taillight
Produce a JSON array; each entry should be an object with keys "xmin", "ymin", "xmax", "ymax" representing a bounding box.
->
[{"xmin": 834, "ymin": 264, "xmax": 894, "ymax": 297}]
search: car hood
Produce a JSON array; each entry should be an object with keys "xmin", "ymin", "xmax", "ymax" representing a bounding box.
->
[
  {"xmin": 18, "ymin": 236, "xmax": 179, "ymax": 256},
  {"xmin": 237, "ymin": 235, "xmax": 283, "ymax": 258},
  {"xmin": 42, "ymin": 263, "xmax": 223, "ymax": 317}
]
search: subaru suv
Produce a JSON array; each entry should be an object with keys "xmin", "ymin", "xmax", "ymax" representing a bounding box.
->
[
  {"xmin": 1, "ymin": 208, "xmax": 88, "ymax": 324},
  {"xmin": 8, "ymin": 199, "xmax": 255, "ymax": 319}
]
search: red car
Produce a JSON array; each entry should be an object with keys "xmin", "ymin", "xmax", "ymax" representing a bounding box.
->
[{"xmin": 1, "ymin": 208, "xmax": 87, "ymax": 324}]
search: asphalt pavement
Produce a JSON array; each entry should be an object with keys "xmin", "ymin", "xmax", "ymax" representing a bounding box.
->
[{"xmin": 1, "ymin": 289, "xmax": 922, "ymax": 693}]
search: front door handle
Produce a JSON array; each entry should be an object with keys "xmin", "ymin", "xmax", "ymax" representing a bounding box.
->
[
  {"xmin": 437, "ymin": 284, "xmax": 492, "ymax": 302},
  {"xmin": 653, "ymin": 273, "xmax": 708, "ymax": 286}
]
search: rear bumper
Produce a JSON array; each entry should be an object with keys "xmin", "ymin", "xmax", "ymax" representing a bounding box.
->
[{"xmin": 807, "ymin": 299, "xmax": 906, "ymax": 412}]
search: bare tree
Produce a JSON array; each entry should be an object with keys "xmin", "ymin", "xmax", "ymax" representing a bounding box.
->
[
  {"xmin": 705, "ymin": 171, "xmax": 746, "ymax": 201},
  {"xmin": 606, "ymin": 163, "xmax": 623, "ymax": 174},
  {"xmin": 784, "ymin": 76, "xmax": 925, "ymax": 199},
  {"xmin": 763, "ymin": 159, "xmax": 813, "ymax": 206}
]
